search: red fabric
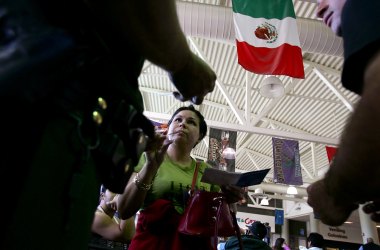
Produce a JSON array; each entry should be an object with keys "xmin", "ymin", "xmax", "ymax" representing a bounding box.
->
[
  {"xmin": 128, "ymin": 199, "xmax": 214, "ymax": 250},
  {"xmin": 325, "ymin": 146, "xmax": 338, "ymax": 164},
  {"xmin": 236, "ymin": 41, "xmax": 305, "ymax": 79}
]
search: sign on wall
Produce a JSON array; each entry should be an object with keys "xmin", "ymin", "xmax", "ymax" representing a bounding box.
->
[
  {"xmin": 236, "ymin": 211, "xmax": 275, "ymax": 233},
  {"xmin": 319, "ymin": 224, "xmax": 362, "ymax": 244}
]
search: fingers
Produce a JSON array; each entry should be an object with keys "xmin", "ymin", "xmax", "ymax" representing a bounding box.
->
[
  {"xmin": 145, "ymin": 132, "xmax": 167, "ymax": 152},
  {"xmin": 363, "ymin": 201, "xmax": 380, "ymax": 214},
  {"xmin": 170, "ymin": 54, "xmax": 216, "ymax": 105},
  {"xmin": 306, "ymin": 181, "xmax": 358, "ymax": 226},
  {"xmin": 191, "ymin": 96, "xmax": 203, "ymax": 105},
  {"xmin": 106, "ymin": 201, "xmax": 117, "ymax": 211},
  {"xmin": 173, "ymin": 92, "xmax": 205, "ymax": 105},
  {"xmin": 363, "ymin": 201, "xmax": 380, "ymax": 222},
  {"xmin": 173, "ymin": 91, "xmax": 186, "ymax": 102},
  {"xmin": 156, "ymin": 139, "xmax": 173, "ymax": 158}
]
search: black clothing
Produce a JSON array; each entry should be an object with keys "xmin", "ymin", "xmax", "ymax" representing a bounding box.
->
[
  {"xmin": 341, "ymin": 0, "xmax": 380, "ymax": 95},
  {"xmin": 1, "ymin": 0, "xmax": 151, "ymax": 249},
  {"xmin": 362, "ymin": 242, "xmax": 380, "ymax": 250},
  {"xmin": 225, "ymin": 235, "xmax": 272, "ymax": 250}
]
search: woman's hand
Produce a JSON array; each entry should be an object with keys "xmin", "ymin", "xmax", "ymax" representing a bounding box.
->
[
  {"xmin": 144, "ymin": 131, "xmax": 173, "ymax": 170},
  {"xmin": 221, "ymin": 185, "xmax": 245, "ymax": 204},
  {"xmin": 106, "ymin": 195, "xmax": 119, "ymax": 211}
]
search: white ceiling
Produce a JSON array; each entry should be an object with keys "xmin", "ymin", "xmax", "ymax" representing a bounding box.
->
[{"xmin": 139, "ymin": 0, "xmax": 361, "ymax": 221}]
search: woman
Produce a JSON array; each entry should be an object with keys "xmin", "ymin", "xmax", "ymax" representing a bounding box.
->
[
  {"xmin": 273, "ymin": 238, "xmax": 290, "ymax": 250},
  {"xmin": 91, "ymin": 187, "xmax": 135, "ymax": 243},
  {"xmin": 117, "ymin": 105, "xmax": 243, "ymax": 250}
]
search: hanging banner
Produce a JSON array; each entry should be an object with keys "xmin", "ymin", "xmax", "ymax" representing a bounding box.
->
[
  {"xmin": 272, "ymin": 137, "xmax": 303, "ymax": 185},
  {"xmin": 207, "ymin": 128, "xmax": 237, "ymax": 172},
  {"xmin": 325, "ymin": 146, "xmax": 338, "ymax": 164},
  {"xmin": 275, "ymin": 209, "xmax": 284, "ymax": 225}
]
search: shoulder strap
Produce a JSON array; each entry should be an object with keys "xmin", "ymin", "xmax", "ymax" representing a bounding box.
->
[
  {"xmin": 231, "ymin": 211, "xmax": 244, "ymax": 250},
  {"xmin": 190, "ymin": 161, "xmax": 201, "ymax": 193}
]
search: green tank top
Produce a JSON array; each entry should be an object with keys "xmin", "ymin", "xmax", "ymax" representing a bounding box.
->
[{"xmin": 135, "ymin": 154, "xmax": 220, "ymax": 214}]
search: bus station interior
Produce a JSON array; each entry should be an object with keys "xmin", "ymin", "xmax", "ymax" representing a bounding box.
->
[{"xmin": 137, "ymin": 0, "xmax": 380, "ymax": 248}]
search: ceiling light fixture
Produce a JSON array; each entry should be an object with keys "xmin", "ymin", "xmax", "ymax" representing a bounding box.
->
[
  {"xmin": 287, "ymin": 186, "xmax": 298, "ymax": 195},
  {"xmin": 260, "ymin": 197, "xmax": 269, "ymax": 206},
  {"xmin": 259, "ymin": 76, "xmax": 285, "ymax": 98},
  {"xmin": 222, "ymin": 147, "xmax": 236, "ymax": 160},
  {"xmin": 252, "ymin": 188, "xmax": 266, "ymax": 199}
]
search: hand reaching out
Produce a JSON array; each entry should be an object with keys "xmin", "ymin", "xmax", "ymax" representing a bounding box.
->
[
  {"xmin": 307, "ymin": 180, "xmax": 358, "ymax": 226},
  {"xmin": 221, "ymin": 185, "xmax": 245, "ymax": 204},
  {"xmin": 144, "ymin": 131, "xmax": 173, "ymax": 170},
  {"xmin": 170, "ymin": 53, "xmax": 216, "ymax": 105}
]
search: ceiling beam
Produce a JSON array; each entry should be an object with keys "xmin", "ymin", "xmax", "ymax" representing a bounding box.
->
[
  {"xmin": 251, "ymin": 77, "xmax": 302, "ymax": 126},
  {"xmin": 245, "ymin": 72, "xmax": 252, "ymax": 125},
  {"xmin": 140, "ymin": 87, "xmax": 338, "ymax": 144},
  {"xmin": 313, "ymin": 67, "xmax": 354, "ymax": 112},
  {"xmin": 187, "ymin": 37, "xmax": 246, "ymax": 124},
  {"xmin": 144, "ymin": 111, "xmax": 339, "ymax": 146},
  {"xmin": 304, "ymin": 59, "xmax": 341, "ymax": 77}
]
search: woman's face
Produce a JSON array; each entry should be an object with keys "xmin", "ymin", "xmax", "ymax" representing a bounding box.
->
[{"xmin": 168, "ymin": 110, "xmax": 201, "ymax": 147}]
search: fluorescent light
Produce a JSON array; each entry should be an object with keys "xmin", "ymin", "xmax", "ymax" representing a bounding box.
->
[
  {"xmin": 344, "ymin": 221, "xmax": 353, "ymax": 224},
  {"xmin": 260, "ymin": 197, "xmax": 269, "ymax": 206},
  {"xmin": 259, "ymin": 76, "xmax": 285, "ymax": 98},
  {"xmin": 287, "ymin": 186, "xmax": 298, "ymax": 195},
  {"xmin": 255, "ymin": 188, "xmax": 264, "ymax": 194}
]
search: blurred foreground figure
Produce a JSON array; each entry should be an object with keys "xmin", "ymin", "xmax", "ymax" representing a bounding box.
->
[
  {"xmin": 0, "ymin": 0, "xmax": 216, "ymax": 249},
  {"xmin": 307, "ymin": 0, "xmax": 380, "ymax": 225}
]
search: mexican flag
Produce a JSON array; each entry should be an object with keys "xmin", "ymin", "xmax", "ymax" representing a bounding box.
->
[{"xmin": 232, "ymin": 0, "xmax": 305, "ymax": 79}]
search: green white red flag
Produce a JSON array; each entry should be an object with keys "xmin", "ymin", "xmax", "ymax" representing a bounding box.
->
[{"xmin": 232, "ymin": 0, "xmax": 305, "ymax": 79}]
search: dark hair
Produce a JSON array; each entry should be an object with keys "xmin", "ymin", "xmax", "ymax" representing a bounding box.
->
[
  {"xmin": 273, "ymin": 238, "xmax": 285, "ymax": 250},
  {"xmin": 248, "ymin": 221, "xmax": 267, "ymax": 240},
  {"xmin": 168, "ymin": 105, "xmax": 207, "ymax": 142},
  {"xmin": 100, "ymin": 184, "xmax": 106, "ymax": 193},
  {"xmin": 308, "ymin": 233, "xmax": 324, "ymax": 248}
]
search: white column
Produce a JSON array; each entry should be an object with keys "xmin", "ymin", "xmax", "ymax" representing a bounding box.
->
[
  {"xmin": 358, "ymin": 205, "xmax": 379, "ymax": 244},
  {"xmin": 309, "ymin": 213, "xmax": 320, "ymax": 233},
  {"xmin": 282, "ymin": 218, "xmax": 290, "ymax": 243}
]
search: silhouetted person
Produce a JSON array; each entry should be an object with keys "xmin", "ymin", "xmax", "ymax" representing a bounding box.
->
[
  {"xmin": 307, "ymin": 233, "xmax": 324, "ymax": 250},
  {"xmin": 359, "ymin": 238, "xmax": 380, "ymax": 250},
  {"xmin": 225, "ymin": 221, "xmax": 271, "ymax": 250}
]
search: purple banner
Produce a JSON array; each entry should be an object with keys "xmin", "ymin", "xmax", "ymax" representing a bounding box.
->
[
  {"xmin": 207, "ymin": 128, "xmax": 237, "ymax": 172},
  {"xmin": 272, "ymin": 137, "xmax": 303, "ymax": 185}
]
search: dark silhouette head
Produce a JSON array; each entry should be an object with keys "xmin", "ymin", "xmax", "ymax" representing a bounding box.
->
[
  {"xmin": 247, "ymin": 221, "xmax": 267, "ymax": 240},
  {"xmin": 308, "ymin": 232, "xmax": 324, "ymax": 248},
  {"xmin": 274, "ymin": 237, "xmax": 286, "ymax": 250}
]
